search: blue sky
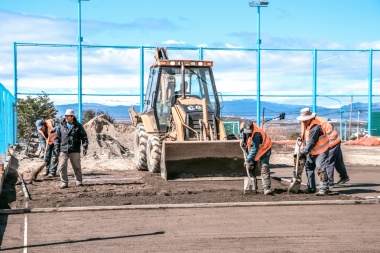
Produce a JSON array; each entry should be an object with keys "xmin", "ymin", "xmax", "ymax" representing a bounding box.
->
[{"xmin": 0, "ymin": 0, "xmax": 379, "ymax": 107}]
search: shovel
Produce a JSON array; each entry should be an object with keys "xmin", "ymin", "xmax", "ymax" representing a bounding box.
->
[
  {"xmin": 240, "ymin": 144, "xmax": 258, "ymax": 194},
  {"xmin": 288, "ymin": 138, "xmax": 302, "ymax": 194}
]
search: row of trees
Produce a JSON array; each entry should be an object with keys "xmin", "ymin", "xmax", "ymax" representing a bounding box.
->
[{"xmin": 17, "ymin": 93, "xmax": 114, "ymax": 140}]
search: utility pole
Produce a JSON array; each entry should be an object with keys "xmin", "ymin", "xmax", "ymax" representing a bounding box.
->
[
  {"xmin": 77, "ymin": 0, "xmax": 89, "ymax": 123},
  {"xmin": 357, "ymin": 110, "xmax": 362, "ymax": 138},
  {"xmin": 348, "ymin": 95, "xmax": 353, "ymax": 138}
]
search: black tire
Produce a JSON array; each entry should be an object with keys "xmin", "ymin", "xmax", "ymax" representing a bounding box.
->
[
  {"xmin": 133, "ymin": 124, "xmax": 148, "ymax": 171},
  {"xmin": 146, "ymin": 135, "xmax": 162, "ymax": 173}
]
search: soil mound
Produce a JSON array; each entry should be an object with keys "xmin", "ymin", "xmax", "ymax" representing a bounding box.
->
[{"xmin": 84, "ymin": 114, "xmax": 135, "ymax": 159}]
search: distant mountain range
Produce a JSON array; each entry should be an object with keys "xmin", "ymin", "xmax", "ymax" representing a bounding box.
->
[{"xmin": 55, "ymin": 99, "xmax": 379, "ymax": 122}]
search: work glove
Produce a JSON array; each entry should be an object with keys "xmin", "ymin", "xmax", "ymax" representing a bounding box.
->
[
  {"xmin": 293, "ymin": 152, "xmax": 306, "ymax": 158},
  {"xmin": 300, "ymin": 148, "xmax": 308, "ymax": 157},
  {"xmin": 51, "ymin": 156, "xmax": 58, "ymax": 165},
  {"xmin": 83, "ymin": 148, "xmax": 88, "ymax": 156},
  {"xmin": 244, "ymin": 161, "xmax": 252, "ymax": 170}
]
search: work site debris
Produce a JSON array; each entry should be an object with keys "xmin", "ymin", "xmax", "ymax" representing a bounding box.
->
[
  {"xmin": 343, "ymin": 136, "xmax": 380, "ymax": 146},
  {"xmin": 83, "ymin": 114, "xmax": 134, "ymax": 159}
]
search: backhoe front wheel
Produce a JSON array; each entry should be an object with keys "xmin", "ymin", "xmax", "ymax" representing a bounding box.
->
[
  {"xmin": 146, "ymin": 135, "xmax": 162, "ymax": 173},
  {"xmin": 133, "ymin": 124, "xmax": 148, "ymax": 171}
]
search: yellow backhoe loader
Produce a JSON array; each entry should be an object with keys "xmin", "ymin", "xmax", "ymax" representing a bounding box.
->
[{"xmin": 129, "ymin": 48, "xmax": 243, "ymax": 180}]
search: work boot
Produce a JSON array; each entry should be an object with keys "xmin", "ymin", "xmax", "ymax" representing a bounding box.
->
[
  {"xmin": 316, "ymin": 189, "xmax": 328, "ymax": 196},
  {"xmin": 59, "ymin": 183, "xmax": 68, "ymax": 189},
  {"xmin": 76, "ymin": 181, "xmax": 84, "ymax": 187},
  {"xmin": 263, "ymin": 189, "xmax": 273, "ymax": 195},
  {"xmin": 337, "ymin": 177, "xmax": 350, "ymax": 184},
  {"xmin": 301, "ymin": 188, "xmax": 316, "ymax": 194}
]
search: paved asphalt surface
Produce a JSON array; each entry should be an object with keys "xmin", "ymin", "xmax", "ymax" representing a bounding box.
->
[
  {"xmin": 1, "ymin": 145, "xmax": 380, "ymax": 252},
  {"xmin": 1, "ymin": 205, "xmax": 380, "ymax": 253}
]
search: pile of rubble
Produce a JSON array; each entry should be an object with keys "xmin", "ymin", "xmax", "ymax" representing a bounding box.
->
[{"xmin": 84, "ymin": 114, "xmax": 135, "ymax": 159}]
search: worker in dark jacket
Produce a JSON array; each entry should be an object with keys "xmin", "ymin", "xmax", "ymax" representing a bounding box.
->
[
  {"xmin": 240, "ymin": 119, "xmax": 273, "ymax": 195},
  {"xmin": 53, "ymin": 109, "xmax": 88, "ymax": 189},
  {"xmin": 297, "ymin": 108, "xmax": 330, "ymax": 196}
]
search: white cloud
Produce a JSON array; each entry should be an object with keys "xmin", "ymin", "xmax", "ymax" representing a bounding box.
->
[
  {"xmin": 1, "ymin": 10, "xmax": 378, "ymax": 109},
  {"xmin": 357, "ymin": 41, "xmax": 380, "ymax": 50},
  {"xmin": 162, "ymin": 40, "xmax": 186, "ymax": 45},
  {"xmin": 224, "ymin": 43, "xmax": 243, "ymax": 48}
]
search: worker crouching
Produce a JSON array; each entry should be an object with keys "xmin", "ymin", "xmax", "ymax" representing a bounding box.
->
[
  {"xmin": 240, "ymin": 119, "xmax": 273, "ymax": 195},
  {"xmin": 35, "ymin": 118, "xmax": 57, "ymax": 177}
]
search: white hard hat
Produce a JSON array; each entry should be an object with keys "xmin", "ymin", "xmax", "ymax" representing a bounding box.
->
[{"xmin": 64, "ymin": 109, "xmax": 76, "ymax": 117}]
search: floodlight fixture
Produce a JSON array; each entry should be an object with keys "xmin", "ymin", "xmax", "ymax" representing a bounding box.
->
[{"xmin": 249, "ymin": 1, "xmax": 269, "ymax": 7}]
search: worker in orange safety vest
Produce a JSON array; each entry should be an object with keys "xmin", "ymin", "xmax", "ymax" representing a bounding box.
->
[
  {"xmin": 35, "ymin": 118, "xmax": 57, "ymax": 177},
  {"xmin": 297, "ymin": 108, "xmax": 330, "ymax": 196},
  {"xmin": 240, "ymin": 119, "xmax": 273, "ymax": 195}
]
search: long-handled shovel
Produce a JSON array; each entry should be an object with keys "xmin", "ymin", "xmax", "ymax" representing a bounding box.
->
[
  {"xmin": 240, "ymin": 144, "xmax": 258, "ymax": 194},
  {"xmin": 288, "ymin": 138, "xmax": 302, "ymax": 194}
]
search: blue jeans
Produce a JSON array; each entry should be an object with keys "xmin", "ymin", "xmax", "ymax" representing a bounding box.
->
[
  {"xmin": 45, "ymin": 144, "xmax": 58, "ymax": 175},
  {"xmin": 37, "ymin": 132, "xmax": 46, "ymax": 150}
]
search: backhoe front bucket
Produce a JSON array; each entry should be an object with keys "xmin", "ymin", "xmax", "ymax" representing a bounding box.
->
[{"xmin": 160, "ymin": 140, "xmax": 245, "ymax": 180}]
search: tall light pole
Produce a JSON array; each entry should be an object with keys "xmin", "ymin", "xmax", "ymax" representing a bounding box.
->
[
  {"xmin": 324, "ymin": 96, "xmax": 343, "ymax": 140},
  {"xmin": 249, "ymin": 1, "xmax": 268, "ymax": 127},
  {"xmin": 77, "ymin": 0, "xmax": 89, "ymax": 123}
]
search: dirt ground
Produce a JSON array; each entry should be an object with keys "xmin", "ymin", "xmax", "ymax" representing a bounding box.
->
[
  {"xmin": 2, "ymin": 116, "xmax": 372, "ymax": 208},
  {"xmin": 2, "ymin": 115, "xmax": 375, "ymax": 209}
]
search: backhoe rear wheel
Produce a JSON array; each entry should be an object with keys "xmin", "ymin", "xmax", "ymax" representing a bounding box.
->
[
  {"xmin": 146, "ymin": 135, "xmax": 162, "ymax": 173},
  {"xmin": 133, "ymin": 123, "xmax": 148, "ymax": 171}
]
